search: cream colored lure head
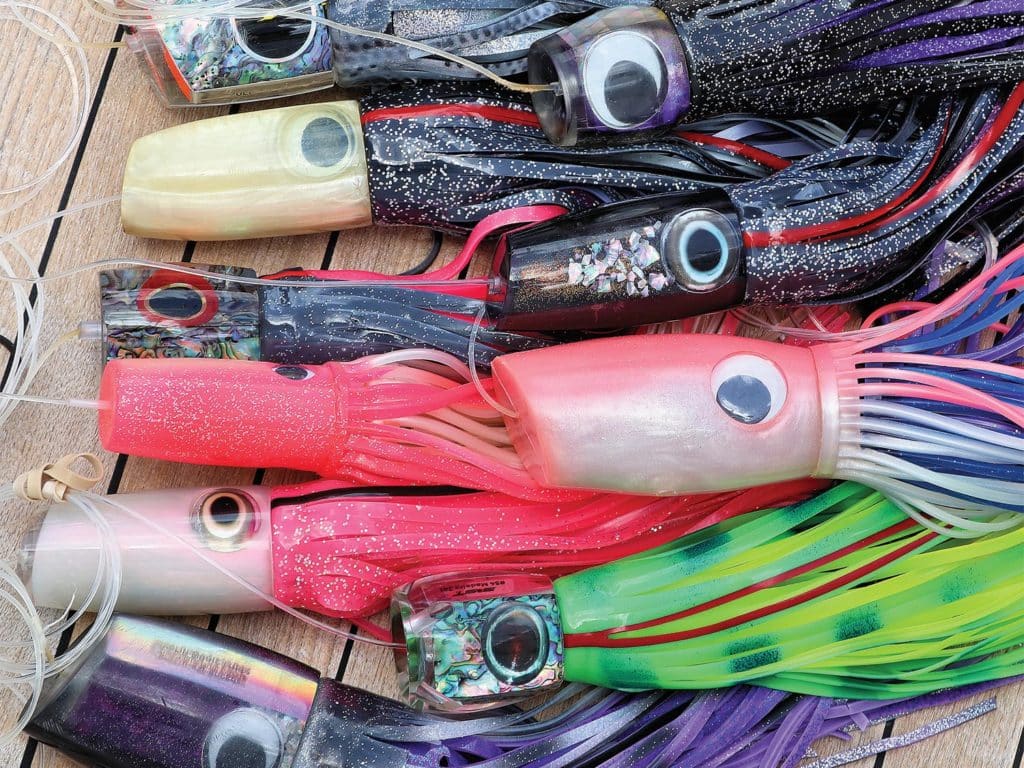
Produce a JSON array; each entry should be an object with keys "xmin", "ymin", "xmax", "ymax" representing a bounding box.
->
[{"xmin": 121, "ymin": 101, "xmax": 373, "ymax": 240}]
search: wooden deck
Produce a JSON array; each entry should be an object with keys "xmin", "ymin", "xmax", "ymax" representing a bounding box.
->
[{"xmin": 0, "ymin": 5, "xmax": 1021, "ymax": 767}]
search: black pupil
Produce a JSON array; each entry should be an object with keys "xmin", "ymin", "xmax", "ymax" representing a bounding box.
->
[
  {"xmin": 235, "ymin": 14, "xmax": 312, "ymax": 61},
  {"xmin": 209, "ymin": 495, "xmax": 241, "ymax": 526},
  {"xmin": 274, "ymin": 365, "xmax": 309, "ymax": 380},
  {"xmin": 213, "ymin": 736, "xmax": 270, "ymax": 768},
  {"xmin": 301, "ymin": 118, "xmax": 350, "ymax": 168},
  {"xmin": 487, "ymin": 608, "xmax": 543, "ymax": 682},
  {"xmin": 686, "ymin": 227, "xmax": 726, "ymax": 276},
  {"xmin": 149, "ymin": 286, "xmax": 204, "ymax": 320},
  {"xmin": 604, "ymin": 60, "xmax": 661, "ymax": 125},
  {"xmin": 716, "ymin": 375, "xmax": 772, "ymax": 425}
]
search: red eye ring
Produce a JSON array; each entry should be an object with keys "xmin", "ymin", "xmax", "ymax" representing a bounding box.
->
[{"xmin": 137, "ymin": 270, "xmax": 219, "ymax": 327}]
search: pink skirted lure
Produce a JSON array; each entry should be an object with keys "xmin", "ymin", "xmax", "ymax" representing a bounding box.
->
[{"xmin": 97, "ymin": 249, "xmax": 1024, "ymax": 534}]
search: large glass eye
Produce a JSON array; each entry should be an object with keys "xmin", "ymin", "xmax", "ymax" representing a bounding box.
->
[
  {"xmin": 711, "ymin": 355, "xmax": 788, "ymax": 425},
  {"xmin": 231, "ymin": 2, "xmax": 318, "ymax": 64},
  {"xmin": 193, "ymin": 490, "xmax": 256, "ymax": 551},
  {"xmin": 662, "ymin": 209, "xmax": 742, "ymax": 292},
  {"xmin": 203, "ymin": 709, "xmax": 282, "ymax": 768},
  {"xmin": 483, "ymin": 603, "xmax": 548, "ymax": 685},
  {"xmin": 583, "ymin": 32, "xmax": 667, "ymax": 129}
]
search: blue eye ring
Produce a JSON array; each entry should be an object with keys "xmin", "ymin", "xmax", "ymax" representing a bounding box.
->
[{"xmin": 662, "ymin": 208, "xmax": 741, "ymax": 292}]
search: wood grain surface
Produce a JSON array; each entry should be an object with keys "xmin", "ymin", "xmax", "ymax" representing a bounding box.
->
[{"xmin": 0, "ymin": 5, "xmax": 1021, "ymax": 767}]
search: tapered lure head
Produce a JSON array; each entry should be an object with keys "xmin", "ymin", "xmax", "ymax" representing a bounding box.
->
[
  {"xmin": 492, "ymin": 334, "xmax": 837, "ymax": 494},
  {"xmin": 495, "ymin": 190, "xmax": 745, "ymax": 330},
  {"xmin": 99, "ymin": 264, "xmax": 261, "ymax": 361},
  {"xmin": 20, "ymin": 485, "xmax": 274, "ymax": 616},
  {"xmin": 391, "ymin": 573, "xmax": 565, "ymax": 711},
  {"xmin": 121, "ymin": 101, "xmax": 371, "ymax": 240},
  {"xmin": 529, "ymin": 6, "xmax": 689, "ymax": 146},
  {"xmin": 126, "ymin": 0, "xmax": 336, "ymax": 106}
]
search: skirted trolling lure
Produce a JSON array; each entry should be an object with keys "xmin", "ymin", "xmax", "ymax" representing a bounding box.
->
[
  {"xmin": 95, "ymin": 242, "xmax": 1024, "ymax": 535},
  {"xmin": 390, "ymin": 482, "xmax": 1024, "ymax": 711},
  {"xmin": 125, "ymin": 0, "xmax": 648, "ymax": 106},
  {"xmin": 121, "ymin": 81, "xmax": 807, "ymax": 240},
  {"xmin": 19, "ymin": 475, "xmax": 819, "ymax": 626},
  {"xmin": 494, "ymin": 86, "xmax": 1024, "ymax": 329},
  {"xmin": 526, "ymin": 0, "xmax": 1024, "ymax": 145},
  {"xmin": 23, "ymin": 614, "xmax": 1014, "ymax": 768}
]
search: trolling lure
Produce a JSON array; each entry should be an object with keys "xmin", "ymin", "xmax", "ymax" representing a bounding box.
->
[
  {"xmin": 126, "ymin": 0, "xmax": 647, "ymax": 106},
  {"xmin": 496, "ymin": 87, "xmax": 1024, "ymax": 328},
  {"xmin": 95, "ymin": 243, "xmax": 1024, "ymax": 534},
  {"xmin": 526, "ymin": 0, "xmax": 1024, "ymax": 145},
  {"xmin": 390, "ymin": 482, "xmax": 1024, "ymax": 710},
  {"xmin": 19, "ymin": 476, "xmax": 818, "ymax": 624},
  {"xmin": 24, "ymin": 614, "xmax": 1010, "ymax": 768},
  {"xmin": 119, "ymin": 81, "xmax": 850, "ymax": 240}
]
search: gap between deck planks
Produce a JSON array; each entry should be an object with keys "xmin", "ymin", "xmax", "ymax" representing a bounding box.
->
[{"xmin": 0, "ymin": 4, "xmax": 1021, "ymax": 767}]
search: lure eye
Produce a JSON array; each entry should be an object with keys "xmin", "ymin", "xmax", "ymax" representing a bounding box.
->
[
  {"xmin": 273, "ymin": 365, "xmax": 314, "ymax": 381},
  {"xmin": 137, "ymin": 271, "xmax": 219, "ymax": 327},
  {"xmin": 203, "ymin": 709, "xmax": 282, "ymax": 768},
  {"xmin": 300, "ymin": 117, "xmax": 353, "ymax": 168},
  {"xmin": 711, "ymin": 355, "xmax": 788, "ymax": 425},
  {"xmin": 281, "ymin": 107, "xmax": 358, "ymax": 178},
  {"xmin": 583, "ymin": 32, "xmax": 667, "ymax": 129},
  {"xmin": 231, "ymin": 1, "xmax": 318, "ymax": 63},
  {"xmin": 482, "ymin": 603, "xmax": 548, "ymax": 685},
  {"xmin": 662, "ymin": 209, "xmax": 742, "ymax": 292},
  {"xmin": 193, "ymin": 490, "xmax": 256, "ymax": 552}
]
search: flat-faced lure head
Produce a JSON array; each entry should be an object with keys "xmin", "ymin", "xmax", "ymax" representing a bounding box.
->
[
  {"xmin": 492, "ymin": 335, "xmax": 838, "ymax": 494},
  {"xmin": 126, "ymin": 0, "xmax": 335, "ymax": 106},
  {"xmin": 121, "ymin": 101, "xmax": 372, "ymax": 240},
  {"xmin": 21, "ymin": 485, "xmax": 274, "ymax": 615}
]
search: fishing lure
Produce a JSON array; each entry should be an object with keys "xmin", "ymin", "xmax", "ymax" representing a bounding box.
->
[
  {"xmin": 390, "ymin": 482, "xmax": 1024, "ymax": 710},
  {"xmin": 526, "ymin": 0, "xmax": 1024, "ymax": 145},
  {"xmin": 94, "ymin": 241, "xmax": 1024, "ymax": 534},
  {"xmin": 119, "ymin": 81, "xmax": 836, "ymax": 240},
  {"xmin": 496, "ymin": 87, "xmax": 1024, "ymax": 328},
  {"xmin": 24, "ymin": 614, "xmax": 1010, "ymax": 768},
  {"xmin": 125, "ymin": 0, "xmax": 647, "ymax": 106},
  {"xmin": 19, "ymin": 476, "xmax": 818, "ymax": 625}
]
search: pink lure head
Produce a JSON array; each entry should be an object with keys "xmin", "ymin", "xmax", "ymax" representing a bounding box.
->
[{"xmin": 492, "ymin": 335, "xmax": 839, "ymax": 494}]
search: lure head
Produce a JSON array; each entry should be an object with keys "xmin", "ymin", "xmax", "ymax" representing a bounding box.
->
[
  {"xmin": 391, "ymin": 573, "xmax": 565, "ymax": 711},
  {"xmin": 20, "ymin": 485, "xmax": 274, "ymax": 615},
  {"xmin": 121, "ymin": 101, "xmax": 372, "ymax": 240},
  {"xmin": 99, "ymin": 264, "xmax": 261, "ymax": 362},
  {"xmin": 26, "ymin": 615, "xmax": 318, "ymax": 768},
  {"xmin": 492, "ymin": 335, "xmax": 838, "ymax": 494},
  {"xmin": 495, "ymin": 190, "xmax": 746, "ymax": 330},
  {"xmin": 528, "ymin": 7, "xmax": 689, "ymax": 146},
  {"xmin": 126, "ymin": 0, "xmax": 336, "ymax": 106},
  {"xmin": 98, "ymin": 359, "xmax": 346, "ymax": 475}
]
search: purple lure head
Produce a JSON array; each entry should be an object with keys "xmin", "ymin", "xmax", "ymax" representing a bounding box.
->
[
  {"xmin": 25, "ymin": 615, "xmax": 317, "ymax": 768},
  {"xmin": 528, "ymin": 7, "xmax": 690, "ymax": 146}
]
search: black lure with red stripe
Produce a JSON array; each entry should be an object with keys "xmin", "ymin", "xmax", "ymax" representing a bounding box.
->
[{"xmin": 492, "ymin": 86, "xmax": 1024, "ymax": 330}]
